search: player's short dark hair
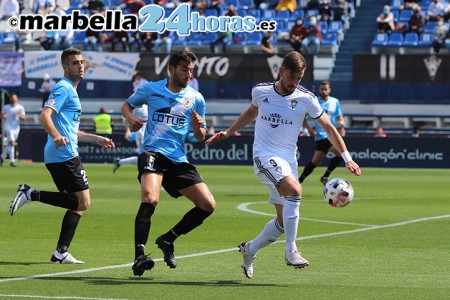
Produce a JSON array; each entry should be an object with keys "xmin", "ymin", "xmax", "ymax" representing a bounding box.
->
[
  {"xmin": 168, "ymin": 51, "xmax": 197, "ymax": 68},
  {"xmin": 61, "ymin": 48, "xmax": 82, "ymax": 65},
  {"xmin": 320, "ymin": 80, "xmax": 330, "ymax": 87},
  {"xmin": 281, "ymin": 51, "xmax": 306, "ymax": 73}
]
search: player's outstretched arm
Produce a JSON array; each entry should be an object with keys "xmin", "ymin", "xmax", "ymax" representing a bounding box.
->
[
  {"xmin": 78, "ymin": 131, "xmax": 115, "ymax": 149},
  {"xmin": 206, "ymin": 105, "xmax": 258, "ymax": 145}
]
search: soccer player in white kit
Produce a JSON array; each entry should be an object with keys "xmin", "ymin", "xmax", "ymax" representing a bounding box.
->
[
  {"xmin": 1, "ymin": 94, "xmax": 26, "ymax": 167},
  {"xmin": 206, "ymin": 51, "xmax": 361, "ymax": 278}
]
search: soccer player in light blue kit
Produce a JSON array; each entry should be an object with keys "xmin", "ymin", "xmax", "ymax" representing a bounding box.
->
[
  {"xmin": 120, "ymin": 51, "xmax": 216, "ymax": 277},
  {"xmin": 10, "ymin": 48, "xmax": 115, "ymax": 264},
  {"xmin": 299, "ymin": 80, "xmax": 347, "ymax": 185}
]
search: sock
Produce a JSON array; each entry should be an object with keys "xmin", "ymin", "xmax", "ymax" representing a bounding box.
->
[
  {"xmin": 299, "ymin": 162, "xmax": 317, "ymax": 183},
  {"xmin": 283, "ymin": 196, "xmax": 301, "ymax": 254},
  {"xmin": 119, "ymin": 156, "xmax": 138, "ymax": 165},
  {"xmin": 135, "ymin": 203, "xmax": 155, "ymax": 259},
  {"xmin": 163, "ymin": 207, "xmax": 213, "ymax": 243},
  {"xmin": 35, "ymin": 191, "xmax": 79, "ymax": 211},
  {"xmin": 8, "ymin": 145, "xmax": 15, "ymax": 163},
  {"xmin": 56, "ymin": 210, "xmax": 81, "ymax": 253},
  {"xmin": 248, "ymin": 218, "xmax": 284, "ymax": 255},
  {"xmin": 323, "ymin": 156, "xmax": 344, "ymax": 178}
]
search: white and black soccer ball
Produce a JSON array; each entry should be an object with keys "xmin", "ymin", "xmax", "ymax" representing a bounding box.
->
[{"xmin": 323, "ymin": 178, "xmax": 354, "ymax": 208}]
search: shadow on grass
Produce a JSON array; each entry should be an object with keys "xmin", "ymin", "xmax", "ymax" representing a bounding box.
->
[
  {"xmin": 0, "ymin": 261, "xmax": 49, "ymax": 266},
  {"xmin": 35, "ymin": 276, "xmax": 285, "ymax": 287}
]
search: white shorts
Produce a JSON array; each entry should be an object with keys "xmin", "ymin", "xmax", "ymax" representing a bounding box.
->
[
  {"xmin": 253, "ymin": 156, "xmax": 299, "ymax": 205},
  {"xmin": 5, "ymin": 128, "xmax": 20, "ymax": 143}
]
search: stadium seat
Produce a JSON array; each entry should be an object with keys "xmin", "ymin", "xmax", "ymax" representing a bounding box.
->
[
  {"xmin": 418, "ymin": 33, "xmax": 433, "ymax": 47},
  {"xmin": 187, "ymin": 32, "xmax": 204, "ymax": 45},
  {"xmin": 424, "ymin": 21, "xmax": 437, "ymax": 33},
  {"xmin": 275, "ymin": 10, "xmax": 291, "ymax": 24},
  {"xmin": 204, "ymin": 32, "xmax": 218, "ymax": 44},
  {"xmin": 231, "ymin": 32, "xmax": 247, "ymax": 45},
  {"xmin": 305, "ymin": 9, "xmax": 319, "ymax": 18},
  {"xmin": 245, "ymin": 9, "xmax": 261, "ymax": 22},
  {"xmin": 399, "ymin": 9, "xmax": 414, "ymax": 22},
  {"xmin": 246, "ymin": 32, "xmax": 262, "ymax": 45},
  {"xmin": 172, "ymin": 34, "xmax": 187, "ymax": 46},
  {"xmin": 387, "ymin": 32, "xmax": 403, "ymax": 47},
  {"xmin": 289, "ymin": 9, "xmax": 305, "ymax": 22},
  {"xmin": 321, "ymin": 32, "xmax": 337, "ymax": 46},
  {"xmin": 390, "ymin": 0, "xmax": 404, "ymax": 10},
  {"xmin": 204, "ymin": 9, "xmax": 218, "ymax": 17},
  {"xmin": 317, "ymin": 21, "xmax": 328, "ymax": 34},
  {"xmin": 371, "ymin": 33, "xmax": 388, "ymax": 47},
  {"xmin": 225, "ymin": 0, "xmax": 240, "ymax": 8},
  {"xmin": 403, "ymin": 32, "xmax": 418, "ymax": 47},
  {"xmin": 239, "ymin": 0, "xmax": 255, "ymax": 9},
  {"xmin": 73, "ymin": 31, "xmax": 86, "ymax": 45},
  {"xmin": 392, "ymin": 9, "xmax": 399, "ymax": 23},
  {"xmin": 261, "ymin": 9, "xmax": 276, "ymax": 21}
]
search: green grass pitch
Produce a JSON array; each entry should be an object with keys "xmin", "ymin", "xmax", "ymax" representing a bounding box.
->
[{"xmin": 0, "ymin": 162, "xmax": 449, "ymax": 299}]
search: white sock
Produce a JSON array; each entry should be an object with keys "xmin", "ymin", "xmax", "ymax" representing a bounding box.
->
[
  {"xmin": 119, "ymin": 156, "xmax": 138, "ymax": 165},
  {"xmin": 248, "ymin": 218, "xmax": 284, "ymax": 255},
  {"xmin": 283, "ymin": 196, "xmax": 301, "ymax": 254},
  {"xmin": 7, "ymin": 145, "xmax": 15, "ymax": 163}
]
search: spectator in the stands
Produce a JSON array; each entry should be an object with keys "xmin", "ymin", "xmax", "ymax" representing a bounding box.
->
[
  {"xmin": 374, "ymin": 127, "xmax": 387, "ymax": 138},
  {"xmin": 56, "ymin": 22, "xmax": 74, "ymax": 50},
  {"xmin": 224, "ymin": 3, "xmax": 238, "ymax": 17},
  {"xmin": 15, "ymin": 30, "xmax": 31, "ymax": 52},
  {"xmin": 307, "ymin": 0, "xmax": 320, "ymax": 10},
  {"xmin": 82, "ymin": 0, "xmax": 107, "ymax": 15},
  {"xmin": 445, "ymin": 28, "xmax": 450, "ymax": 52},
  {"xmin": 139, "ymin": 32, "xmax": 157, "ymax": 53},
  {"xmin": 289, "ymin": 17, "xmax": 307, "ymax": 53},
  {"xmin": 376, "ymin": 5, "xmax": 394, "ymax": 33},
  {"xmin": 129, "ymin": 0, "xmax": 145, "ymax": 15},
  {"xmin": 111, "ymin": 30, "xmax": 129, "ymax": 52},
  {"xmin": 210, "ymin": 27, "xmax": 232, "ymax": 53},
  {"xmin": 408, "ymin": 5, "xmax": 426, "ymax": 34},
  {"xmin": 209, "ymin": 0, "xmax": 224, "ymax": 14},
  {"xmin": 1, "ymin": 0, "xmax": 20, "ymax": 20},
  {"xmin": 261, "ymin": 31, "xmax": 275, "ymax": 55},
  {"xmin": 153, "ymin": 31, "xmax": 174, "ymax": 54},
  {"xmin": 40, "ymin": 31, "xmax": 57, "ymax": 50},
  {"xmin": 427, "ymin": 0, "xmax": 445, "ymax": 21},
  {"xmin": 404, "ymin": 0, "xmax": 421, "ymax": 9},
  {"xmin": 333, "ymin": 0, "xmax": 350, "ymax": 30},
  {"xmin": 275, "ymin": 0, "xmax": 297, "ymax": 13},
  {"xmin": 432, "ymin": 17, "xmax": 448, "ymax": 54},
  {"xmin": 317, "ymin": 0, "xmax": 333, "ymax": 22},
  {"xmin": 301, "ymin": 16, "xmax": 322, "ymax": 55},
  {"xmin": 444, "ymin": 2, "xmax": 450, "ymax": 21},
  {"xmin": 33, "ymin": 0, "xmax": 53, "ymax": 14},
  {"xmin": 84, "ymin": 28, "xmax": 101, "ymax": 51}
]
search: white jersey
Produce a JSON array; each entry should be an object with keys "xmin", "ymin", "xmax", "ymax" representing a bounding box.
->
[
  {"xmin": 252, "ymin": 82, "xmax": 324, "ymax": 159},
  {"xmin": 2, "ymin": 104, "xmax": 25, "ymax": 131},
  {"xmin": 132, "ymin": 104, "xmax": 148, "ymax": 147}
]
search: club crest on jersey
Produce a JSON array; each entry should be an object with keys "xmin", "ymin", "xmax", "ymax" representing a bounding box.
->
[
  {"xmin": 183, "ymin": 96, "xmax": 194, "ymax": 107},
  {"xmin": 48, "ymin": 99, "xmax": 55, "ymax": 106},
  {"xmin": 291, "ymin": 100, "xmax": 298, "ymax": 109}
]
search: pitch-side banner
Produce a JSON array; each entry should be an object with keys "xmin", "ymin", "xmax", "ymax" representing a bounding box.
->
[
  {"xmin": 24, "ymin": 51, "xmax": 140, "ymax": 80},
  {"xmin": 0, "ymin": 52, "xmax": 23, "ymax": 87}
]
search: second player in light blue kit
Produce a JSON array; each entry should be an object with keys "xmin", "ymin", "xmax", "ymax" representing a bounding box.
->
[
  {"xmin": 299, "ymin": 80, "xmax": 347, "ymax": 185},
  {"xmin": 120, "ymin": 51, "xmax": 216, "ymax": 277}
]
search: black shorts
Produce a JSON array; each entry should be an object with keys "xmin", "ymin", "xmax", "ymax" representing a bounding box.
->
[
  {"xmin": 315, "ymin": 138, "xmax": 333, "ymax": 154},
  {"xmin": 46, "ymin": 156, "xmax": 89, "ymax": 193},
  {"xmin": 137, "ymin": 151, "xmax": 204, "ymax": 198}
]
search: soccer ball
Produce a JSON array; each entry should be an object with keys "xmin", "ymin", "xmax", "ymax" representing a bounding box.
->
[{"xmin": 323, "ymin": 178, "xmax": 354, "ymax": 207}]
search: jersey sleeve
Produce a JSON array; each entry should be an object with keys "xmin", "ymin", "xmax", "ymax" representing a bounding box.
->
[
  {"xmin": 46, "ymin": 85, "xmax": 69, "ymax": 114},
  {"xmin": 127, "ymin": 84, "xmax": 149, "ymax": 108},
  {"xmin": 251, "ymin": 87, "xmax": 259, "ymax": 108},
  {"xmin": 194, "ymin": 94, "xmax": 207, "ymax": 129},
  {"xmin": 336, "ymin": 100, "xmax": 343, "ymax": 117},
  {"xmin": 308, "ymin": 95, "xmax": 325, "ymax": 119}
]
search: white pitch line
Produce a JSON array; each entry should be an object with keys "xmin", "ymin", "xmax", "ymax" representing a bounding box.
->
[
  {"xmin": 237, "ymin": 202, "xmax": 375, "ymax": 227},
  {"xmin": 1, "ymin": 214, "xmax": 448, "ymax": 285},
  {"xmin": 0, "ymin": 295, "xmax": 128, "ymax": 300}
]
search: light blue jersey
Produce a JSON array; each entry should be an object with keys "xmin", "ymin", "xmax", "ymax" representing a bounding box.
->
[
  {"xmin": 43, "ymin": 78, "xmax": 82, "ymax": 163},
  {"xmin": 314, "ymin": 96, "xmax": 342, "ymax": 141},
  {"xmin": 127, "ymin": 78, "xmax": 206, "ymax": 163}
]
